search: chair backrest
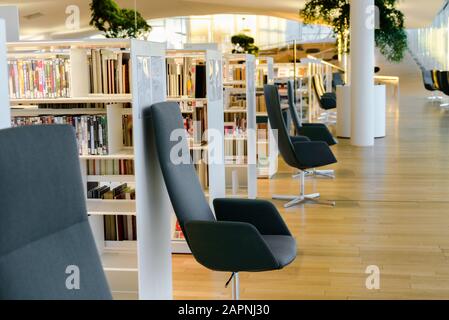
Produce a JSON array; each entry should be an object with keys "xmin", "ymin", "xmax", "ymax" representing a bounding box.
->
[
  {"xmin": 439, "ymin": 71, "xmax": 449, "ymax": 95},
  {"xmin": 332, "ymin": 72, "xmax": 344, "ymax": 88},
  {"xmin": 422, "ymin": 70, "xmax": 435, "ymax": 91},
  {"xmin": 264, "ymin": 85, "xmax": 300, "ymax": 168},
  {"xmin": 0, "ymin": 125, "xmax": 111, "ymax": 300},
  {"xmin": 145, "ymin": 102, "xmax": 215, "ymax": 239},
  {"xmin": 312, "ymin": 74, "xmax": 324, "ymax": 98},
  {"xmin": 432, "ymin": 70, "xmax": 441, "ymax": 90},
  {"xmin": 287, "ymin": 80, "xmax": 303, "ymax": 132}
]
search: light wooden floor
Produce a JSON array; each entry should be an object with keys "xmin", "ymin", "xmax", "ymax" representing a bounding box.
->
[{"xmin": 111, "ymin": 73, "xmax": 449, "ymax": 300}]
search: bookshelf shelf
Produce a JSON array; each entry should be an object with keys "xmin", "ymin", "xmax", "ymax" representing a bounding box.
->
[
  {"xmin": 79, "ymin": 149, "xmax": 134, "ymax": 160},
  {"xmin": 11, "ymin": 108, "xmax": 107, "ymax": 117},
  {"xmin": 87, "ymin": 175, "xmax": 135, "ymax": 183},
  {"xmin": 224, "ymin": 109, "xmax": 247, "ymax": 113},
  {"xmin": 10, "ymin": 94, "xmax": 132, "ymax": 105},
  {"xmin": 223, "ymin": 54, "xmax": 257, "ymax": 199},
  {"xmin": 86, "ymin": 199, "xmax": 136, "ymax": 215},
  {"xmin": 101, "ymin": 250, "xmax": 138, "ymax": 272}
]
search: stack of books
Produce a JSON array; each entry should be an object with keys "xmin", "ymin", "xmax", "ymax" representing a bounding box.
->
[
  {"xmin": 8, "ymin": 57, "xmax": 70, "ymax": 99},
  {"xmin": 89, "ymin": 49, "xmax": 131, "ymax": 94},
  {"xmin": 12, "ymin": 115, "xmax": 108, "ymax": 155}
]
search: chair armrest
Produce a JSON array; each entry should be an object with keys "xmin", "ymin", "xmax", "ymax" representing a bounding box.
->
[
  {"xmin": 213, "ymin": 198, "xmax": 291, "ymax": 236},
  {"xmin": 184, "ymin": 220, "xmax": 279, "ymax": 272},
  {"xmin": 292, "ymin": 141, "xmax": 337, "ymax": 168},
  {"xmin": 299, "ymin": 125, "xmax": 338, "ymax": 146},
  {"xmin": 290, "ymin": 135, "xmax": 310, "ymax": 144}
]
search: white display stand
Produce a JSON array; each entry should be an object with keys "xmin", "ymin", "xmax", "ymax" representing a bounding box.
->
[
  {"xmin": 256, "ymin": 57, "xmax": 278, "ymax": 179},
  {"xmin": 7, "ymin": 39, "xmax": 171, "ymax": 300},
  {"xmin": 223, "ymin": 54, "xmax": 257, "ymax": 199},
  {"xmin": 0, "ymin": 20, "xmax": 9, "ymax": 129},
  {"xmin": 336, "ymin": 84, "xmax": 386, "ymax": 139}
]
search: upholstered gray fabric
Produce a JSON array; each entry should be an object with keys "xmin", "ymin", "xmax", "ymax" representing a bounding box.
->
[
  {"xmin": 0, "ymin": 125, "xmax": 111, "ymax": 300},
  {"xmin": 262, "ymin": 235, "xmax": 296, "ymax": 268},
  {"xmin": 213, "ymin": 199, "xmax": 291, "ymax": 236},
  {"xmin": 422, "ymin": 70, "xmax": 436, "ymax": 91},
  {"xmin": 144, "ymin": 102, "xmax": 215, "ymax": 240},
  {"xmin": 184, "ymin": 220, "xmax": 280, "ymax": 272}
]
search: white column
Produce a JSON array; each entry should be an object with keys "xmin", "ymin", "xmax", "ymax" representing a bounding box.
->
[
  {"xmin": 0, "ymin": 20, "xmax": 10, "ymax": 129},
  {"xmin": 350, "ymin": 0, "xmax": 375, "ymax": 146}
]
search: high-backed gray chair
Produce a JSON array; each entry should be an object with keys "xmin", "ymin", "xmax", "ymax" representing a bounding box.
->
[
  {"xmin": 0, "ymin": 125, "xmax": 112, "ymax": 300},
  {"xmin": 287, "ymin": 80, "xmax": 336, "ymax": 179},
  {"xmin": 145, "ymin": 102, "xmax": 296, "ymax": 300},
  {"xmin": 264, "ymin": 84, "xmax": 337, "ymax": 208}
]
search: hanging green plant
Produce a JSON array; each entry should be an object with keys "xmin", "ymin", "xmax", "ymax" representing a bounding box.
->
[
  {"xmin": 300, "ymin": 0, "xmax": 408, "ymax": 62},
  {"xmin": 89, "ymin": 0, "xmax": 151, "ymax": 39},
  {"xmin": 231, "ymin": 34, "xmax": 259, "ymax": 55}
]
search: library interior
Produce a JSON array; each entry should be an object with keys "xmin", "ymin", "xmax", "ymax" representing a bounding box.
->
[{"xmin": 1, "ymin": 0, "xmax": 449, "ymax": 301}]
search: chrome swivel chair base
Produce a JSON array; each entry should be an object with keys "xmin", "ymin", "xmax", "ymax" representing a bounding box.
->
[
  {"xmin": 305, "ymin": 169, "xmax": 335, "ymax": 179},
  {"xmin": 273, "ymin": 171, "xmax": 336, "ymax": 208}
]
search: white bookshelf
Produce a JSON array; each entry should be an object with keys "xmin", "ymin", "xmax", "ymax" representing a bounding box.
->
[
  {"xmin": 0, "ymin": 20, "xmax": 10, "ymax": 129},
  {"xmin": 256, "ymin": 57, "xmax": 278, "ymax": 179},
  {"xmin": 223, "ymin": 54, "xmax": 257, "ymax": 199},
  {"xmin": 7, "ymin": 39, "xmax": 171, "ymax": 299},
  {"xmin": 166, "ymin": 49, "xmax": 226, "ymax": 253}
]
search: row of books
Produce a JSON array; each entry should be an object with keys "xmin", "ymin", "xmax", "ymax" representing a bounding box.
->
[
  {"xmin": 8, "ymin": 57, "xmax": 70, "ymax": 99},
  {"xmin": 226, "ymin": 64, "xmax": 246, "ymax": 81},
  {"xmin": 256, "ymin": 93, "xmax": 267, "ymax": 113},
  {"xmin": 89, "ymin": 49, "xmax": 131, "ymax": 94},
  {"xmin": 104, "ymin": 215, "xmax": 137, "ymax": 241},
  {"xmin": 225, "ymin": 93, "xmax": 247, "ymax": 109},
  {"xmin": 177, "ymin": 99, "xmax": 205, "ymax": 113},
  {"xmin": 122, "ymin": 115, "xmax": 133, "ymax": 147},
  {"xmin": 224, "ymin": 114, "xmax": 247, "ymax": 136},
  {"xmin": 11, "ymin": 115, "xmax": 108, "ymax": 155},
  {"xmin": 224, "ymin": 138, "xmax": 247, "ymax": 165},
  {"xmin": 87, "ymin": 182, "xmax": 135, "ymax": 200},
  {"xmin": 86, "ymin": 159, "xmax": 134, "ymax": 175},
  {"xmin": 166, "ymin": 57, "xmax": 206, "ymax": 98}
]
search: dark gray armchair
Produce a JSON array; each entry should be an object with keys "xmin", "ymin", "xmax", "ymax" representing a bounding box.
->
[
  {"xmin": 0, "ymin": 125, "xmax": 111, "ymax": 300},
  {"xmin": 287, "ymin": 80, "xmax": 336, "ymax": 178},
  {"xmin": 145, "ymin": 102, "xmax": 296, "ymax": 300},
  {"xmin": 264, "ymin": 84, "xmax": 337, "ymax": 208}
]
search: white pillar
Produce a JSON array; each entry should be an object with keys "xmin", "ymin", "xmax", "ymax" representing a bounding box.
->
[
  {"xmin": 0, "ymin": 20, "xmax": 10, "ymax": 129},
  {"xmin": 350, "ymin": 0, "xmax": 375, "ymax": 146}
]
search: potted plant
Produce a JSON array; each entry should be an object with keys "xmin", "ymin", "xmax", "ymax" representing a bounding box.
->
[
  {"xmin": 231, "ymin": 34, "xmax": 259, "ymax": 55},
  {"xmin": 300, "ymin": 0, "xmax": 407, "ymax": 63},
  {"xmin": 90, "ymin": 0, "xmax": 151, "ymax": 39}
]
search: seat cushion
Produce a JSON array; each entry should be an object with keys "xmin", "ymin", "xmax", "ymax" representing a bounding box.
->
[{"xmin": 262, "ymin": 235, "xmax": 297, "ymax": 268}]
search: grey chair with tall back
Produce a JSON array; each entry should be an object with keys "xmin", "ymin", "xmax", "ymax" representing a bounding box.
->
[
  {"xmin": 0, "ymin": 125, "xmax": 112, "ymax": 300},
  {"xmin": 287, "ymin": 80, "xmax": 337, "ymax": 178},
  {"xmin": 264, "ymin": 84, "xmax": 337, "ymax": 208},
  {"xmin": 145, "ymin": 102, "xmax": 296, "ymax": 300}
]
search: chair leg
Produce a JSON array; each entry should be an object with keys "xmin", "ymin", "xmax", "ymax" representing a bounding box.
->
[
  {"xmin": 272, "ymin": 171, "xmax": 335, "ymax": 208},
  {"xmin": 305, "ymin": 169, "xmax": 335, "ymax": 179},
  {"xmin": 232, "ymin": 272, "xmax": 240, "ymax": 300}
]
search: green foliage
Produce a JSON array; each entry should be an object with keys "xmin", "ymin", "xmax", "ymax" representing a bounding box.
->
[
  {"xmin": 90, "ymin": 0, "xmax": 151, "ymax": 38},
  {"xmin": 300, "ymin": 0, "xmax": 407, "ymax": 62},
  {"xmin": 231, "ymin": 34, "xmax": 259, "ymax": 55}
]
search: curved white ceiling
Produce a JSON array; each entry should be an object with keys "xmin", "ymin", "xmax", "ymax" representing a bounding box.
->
[{"xmin": 0, "ymin": 0, "xmax": 444, "ymax": 39}]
